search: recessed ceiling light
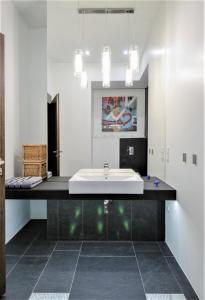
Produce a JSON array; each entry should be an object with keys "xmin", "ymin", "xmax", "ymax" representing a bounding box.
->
[
  {"xmin": 85, "ymin": 50, "xmax": 90, "ymax": 56},
  {"xmin": 123, "ymin": 50, "xmax": 128, "ymax": 55}
]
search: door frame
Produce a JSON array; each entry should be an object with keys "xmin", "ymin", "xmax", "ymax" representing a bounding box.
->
[
  {"xmin": 0, "ymin": 33, "xmax": 5, "ymax": 296},
  {"xmin": 47, "ymin": 93, "xmax": 60, "ymax": 176}
]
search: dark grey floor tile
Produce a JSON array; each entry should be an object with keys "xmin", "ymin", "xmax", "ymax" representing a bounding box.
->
[
  {"xmin": 24, "ymin": 237, "xmax": 56, "ymax": 256},
  {"xmin": 6, "ymin": 220, "xmax": 47, "ymax": 256},
  {"xmin": 6, "ymin": 255, "xmax": 20, "ymax": 275},
  {"xmin": 137, "ymin": 253, "xmax": 181, "ymax": 294},
  {"xmin": 34, "ymin": 251, "xmax": 78, "ymax": 293},
  {"xmin": 158, "ymin": 242, "xmax": 173, "ymax": 256},
  {"xmin": 55, "ymin": 241, "xmax": 81, "ymax": 251},
  {"xmin": 134, "ymin": 242, "xmax": 161, "ymax": 253},
  {"xmin": 81, "ymin": 241, "xmax": 134, "ymax": 256},
  {"xmin": 4, "ymin": 256, "xmax": 48, "ymax": 300},
  {"xmin": 69, "ymin": 256, "xmax": 146, "ymax": 300},
  {"xmin": 23, "ymin": 220, "xmax": 47, "ymax": 234},
  {"xmin": 166, "ymin": 257, "xmax": 199, "ymax": 300},
  {"xmin": 6, "ymin": 233, "xmax": 35, "ymax": 255}
]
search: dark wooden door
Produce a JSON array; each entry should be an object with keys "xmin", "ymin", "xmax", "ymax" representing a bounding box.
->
[
  {"xmin": 0, "ymin": 33, "xmax": 5, "ymax": 296},
  {"xmin": 47, "ymin": 94, "xmax": 60, "ymax": 176}
]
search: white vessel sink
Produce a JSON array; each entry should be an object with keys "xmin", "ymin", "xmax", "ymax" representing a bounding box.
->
[{"xmin": 69, "ymin": 169, "xmax": 144, "ymax": 194}]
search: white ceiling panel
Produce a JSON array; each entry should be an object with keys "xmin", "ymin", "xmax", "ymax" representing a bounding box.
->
[{"xmin": 47, "ymin": 1, "xmax": 162, "ymax": 62}]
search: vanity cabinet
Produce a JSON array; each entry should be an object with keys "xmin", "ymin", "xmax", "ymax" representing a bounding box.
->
[
  {"xmin": 83, "ymin": 200, "xmax": 131, "ymax": 241},
  {"xmin": 47, "ymin": 199, "xmax": 164, "ymax": 241},
  {"xmin": 108, "ymin": 200, "xmax": 131, "ymax": 240},
  {"xmin": 83, "ymin": 200, "xmax": 106, "ymax": 240},
  {"xmin": 132, "ymin": 200, "xmax": 165, "ymax": 240},
  {"xmin": 59, "ymin": 200, "xmax": 82, "ymax": 240}
]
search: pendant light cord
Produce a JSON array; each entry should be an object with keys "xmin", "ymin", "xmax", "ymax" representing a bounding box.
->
[
  {"xmin": 82, "ymin": 9, "xmax": 85, "ymax": 50},
  {"xmin": 127, "ymin": 12, "xmax": 130, "ymax": 48}
]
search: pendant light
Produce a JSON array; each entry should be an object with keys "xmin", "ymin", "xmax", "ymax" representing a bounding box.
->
[
  {"xmin": 74, "ymin": 49, "xmax": 83, "ymax": 77},
  {"xmin": 102, "ymin": 46, "xmax": 111, "ymax": 88},
  {"xmin": 74, "ymin": 4, "xmax": 89, "ymax": 88},
  {"xmin": 80, "ymin": 10, "xmax": 88, "ymax": 88},
  {"xmin": 129, "ymin": 45, "xmax": 139, "ymax": 73},
  {"xmin": 102, "ymin": 9, "xmax": 111, "ymax": 88},
  {"xmin": 128, "ymin": 5, "xmax": 139, "ymax": 74},
  {"xmin": 125, "ymin": 68, "xmax": 133, "ymax": 87},
  {"xmin": 80, "ymin": 70, "xmax": 88, "ymax": 88},
  {"xmin": 125, "ymin": 7, "xmax": 139, "ymax": 86}
]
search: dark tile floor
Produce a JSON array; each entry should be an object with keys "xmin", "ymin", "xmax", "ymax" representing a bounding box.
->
[{"xmin": 2, "ymin": 220, "xmax": 199, "ymax": 300}]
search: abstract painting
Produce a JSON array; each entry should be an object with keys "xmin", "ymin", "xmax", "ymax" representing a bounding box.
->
[{"xmin": 102, "ymin": 96, "xmax": 137, "ymax": 132}]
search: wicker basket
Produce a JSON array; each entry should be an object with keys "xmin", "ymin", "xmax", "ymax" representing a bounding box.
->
[
  {"xmin": 22, "ymin": 161, "xmax": 47, "ymax": 179},
  {"xmin": 22, "ymin": 144, "xmax": 47, "ymax": 162}
]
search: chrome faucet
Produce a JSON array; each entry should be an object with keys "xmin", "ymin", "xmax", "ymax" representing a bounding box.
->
[
  {"xmin": 104, "ymin": 163, "xmax": 111, "ymax": 177},
  {"xmin": 104, "ymin": 163, "xmax": 111, "ymax": 169}
]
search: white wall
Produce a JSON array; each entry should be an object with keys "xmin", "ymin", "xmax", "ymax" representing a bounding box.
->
[
  {"xmin": 204, "ymin": 3, "xmax": 205, "ymax": 298},
  {"xmin": 30, "ymin": 200, "xmax": 47, "ymax": 219},
  {"xmin": 165, "ymin": 2, "xmax": 204, "ymax": 298},
  {"xmin": 142, "ymin": 1, "xmax": 204, "ymax": 298},
  {"xmin": 2, "ymin": 1, "xmax": 31, "ymax": 242}
]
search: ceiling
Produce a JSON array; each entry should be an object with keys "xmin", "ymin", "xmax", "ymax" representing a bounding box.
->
[
  {"xmin": 48, "ymin": 1, "xmax": 161, "ymax": 63},
  {"xmin": 13, "ymin": 0, "xmax": 162, "ymax": 63},
  {"xmin": 13, "ymin": 0, "xmax": 47, "ymax": 28}
]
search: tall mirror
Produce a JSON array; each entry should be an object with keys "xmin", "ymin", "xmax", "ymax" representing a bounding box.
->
[{"xmin": 47, "ymin": 1, "xmax": 166, "ymax": 180}]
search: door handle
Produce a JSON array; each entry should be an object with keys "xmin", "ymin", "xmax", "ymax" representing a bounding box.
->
[{"xmin": 53, "ymin": 150, "xmax": 63, "ymax": 154}]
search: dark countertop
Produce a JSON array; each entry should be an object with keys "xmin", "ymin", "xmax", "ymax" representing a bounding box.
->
[{"xmin": 5, "ymin": 176, "xmax": 176, "ymax": 201}]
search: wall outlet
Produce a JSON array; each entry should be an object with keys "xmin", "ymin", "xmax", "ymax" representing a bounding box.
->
[
  {"xmin": 182, "ymin": 153, "xmax": 187, "ymax": 163},
  {"xmin": 192, "ymin": 154, "xmax": 197, "ymax": 165}
]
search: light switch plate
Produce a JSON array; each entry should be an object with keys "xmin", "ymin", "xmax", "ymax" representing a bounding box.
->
[{"xmin": 128, "ymin": 146, "xmax": 134, "ymax": 156}]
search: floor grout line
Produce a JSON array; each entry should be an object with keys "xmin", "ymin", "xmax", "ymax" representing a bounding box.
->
[
  {"xmin": 68, "ymin": 241, "xmax": 83, "ymax": 296},
  {"xmin": 6, "ymin": 232, "xmax": 40, "ymax": 278},
  {"xmin": 54, "ymin": 249, "xmax": 80, "ymax": 252},
  {"xmin": 29, "ymin": 240, "xmax": 58, "ymax": 295},
  {"xmin": 132, "ymin": 241, "xmax": 147, "ymax": 298},
  {"xmin": 81, "ymin": 240, "xmax": 133, "ymax": 243},
  {"xmin": 79, "ymin": 255, "xmax": 136, "ymax": 257},
  {"xmin": 6, "ymin": 254, "xmax": 21, "ymax": 257},
  {"xmin": 18, "ymin": 255, "xmax": 50, "ymax": 257}
]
